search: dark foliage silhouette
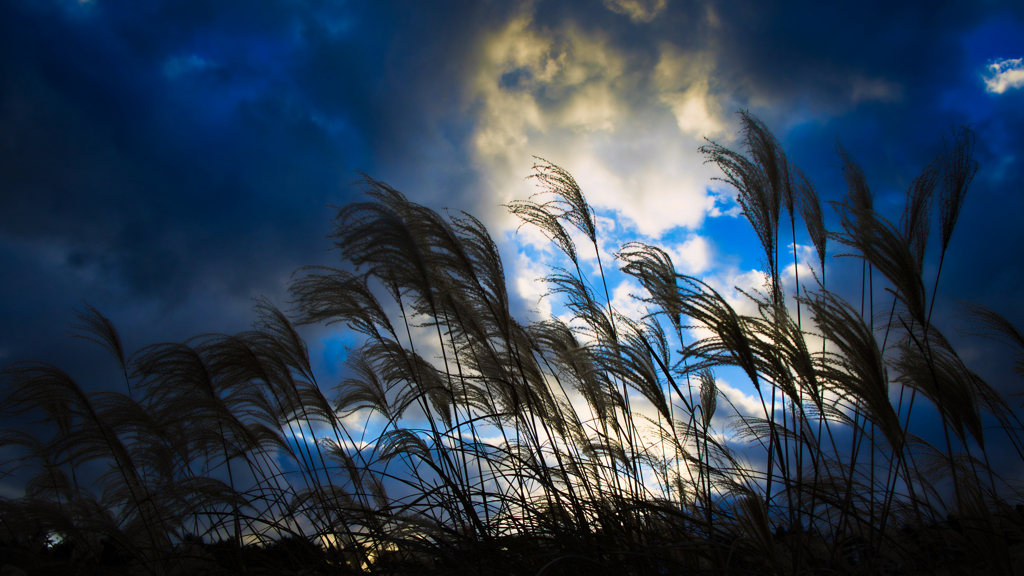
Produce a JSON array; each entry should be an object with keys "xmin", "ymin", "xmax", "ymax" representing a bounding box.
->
[{"xmin": 2, "ymin": 114, "xmax": 1023, "ymax": 575}]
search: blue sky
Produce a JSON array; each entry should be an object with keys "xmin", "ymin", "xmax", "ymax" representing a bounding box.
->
[{"xmin": 2, "ymin": 0, "xmax": 1024, "ymax": 428}]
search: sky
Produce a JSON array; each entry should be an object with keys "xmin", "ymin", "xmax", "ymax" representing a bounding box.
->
[{"xmin": 2, "ymin": 0, "xmax": 1024, "ymax": 431}]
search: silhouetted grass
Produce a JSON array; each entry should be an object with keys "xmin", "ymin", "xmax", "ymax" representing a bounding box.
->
[{"xmin": 2, "ymin": 114, "xmax": 1023, "ymax": 575}]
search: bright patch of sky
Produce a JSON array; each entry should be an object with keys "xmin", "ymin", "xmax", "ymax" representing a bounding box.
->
[
  {"xmin": 317, "ymin": 332, "xmax": 359, "ymax": 378},
  {"xmin": 457, "ymin": 5, "xmax": 844, "ymax": 445},
  {"xmin": 470, "ymin": 8, "xmax": 731, "ymax": 235},
  {"xmin": 984, "ymin": 58, "xmax": 1024, "ymax": 93},
  {"xmin": 603, "ymin": 0, "xmax": 667, "ymax": 23},
  {"xmin": 469, "ymin": 6, "xmax": 748, "ymax": 327}
]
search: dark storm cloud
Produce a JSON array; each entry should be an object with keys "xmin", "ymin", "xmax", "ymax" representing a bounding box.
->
[
  {"xmin": 0, "ymin": 0, "xmax": 498, "ymax": 379},
  {"xmin": 697, "ymin": 2, "xmax": 1024, "ymax": 305},
  {"xmin": 684, "ymin": 0, "xmax": 1024, "ymax": 447},
  {"xmin": 706, "ymin": 1, "xmax": 1024, "ymax": 408}
]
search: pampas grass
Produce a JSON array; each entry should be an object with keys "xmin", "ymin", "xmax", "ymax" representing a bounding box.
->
[{"xmin": 2, "ymin": 114, "xmax": 1023, "ymax": 575}]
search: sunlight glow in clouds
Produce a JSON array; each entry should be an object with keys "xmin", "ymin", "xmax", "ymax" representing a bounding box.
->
[
  {"xmin": 654, "ymin": 45, "xmax": 725, "ymax": 138},
  {"xmin": 603, "ymin": 0, "xmax": 668, "ymax": 24},
  {"xmin": 471, "ymin": 8, "xmax": 732, "ymax": 237},
  {"xmin": 984, "ymin": 58, "xmax": 1024, "ymax": 94},
  {"xmin": 468, "ymin": 5, "xmax": 750, "ymax": 330},
  {"xmin": 666, "ymin": 234, "xmax": 712, "ymax": 275}
]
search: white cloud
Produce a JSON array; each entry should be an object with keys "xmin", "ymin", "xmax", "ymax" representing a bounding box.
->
[
  {"xmin": 703, "ymin": 266, "xmax": 770, "ymax": 316},
  {"xmin": 984, "ymin": 58, "xmax": 1024, "ymax": 94},
  {"xmin": 610, "ymin": 279, "xmax": 649, "ymax": 321},
  {"xmin": 515, "ymin": 251, "xmax": 554, "ymax": 319},
  {"xmin": 780, "ymin": 243, "xmax": 818, "ymax": 290},
  {"xmin": 708, "ymin": 186, "xmax": 742, "ymax": 217},
  {"xmin": 564, "ymin": 149, "xmax": 720, "ymax": 237},
  {"xmin": 666, "ymin": 234, "xmax": 713, "ymax": 275},
  {"xmin": 654, "ymin": 46, "xmax": 725, "ymax": 138},
  {"xmin": 470, "ymin": 12, "xmax": 730, "ymax": 237},
  {"xmin": 715, "ymin": 378, "xmax": 766, "ymax": 419}
]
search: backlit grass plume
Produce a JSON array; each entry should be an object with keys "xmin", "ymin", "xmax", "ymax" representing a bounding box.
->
[{"xmin": 2, "ymin": 115, "xmax": 1023, "ymax": 576}]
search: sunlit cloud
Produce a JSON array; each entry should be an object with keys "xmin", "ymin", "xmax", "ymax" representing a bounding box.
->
[
  {"xmin": 665, "ymin": 233, "xmax": 713, "ymax": 275},
  {"xmin": 780, "ymin": 243, "xmax": 819, "ymax": 293},
  {"xmin": 514, "ymin": 250, "xmax": 554, "ymax": 319},
  {"xmin": 603, "ymin": 0, "xmax": 668, "ymax": 23},
  {"xmin": 654, "ymin": 45, "xmax": 725, "ymax": 138},
  {"xmin": 984, "ymin": 57, "xmax": 1024, "ymax": 94},
  {"xmin": 469, "ymin": 7, "xmax": 746, "ymax": 338},
  {"xmin": 715, "ymin": 378, "xmax": 766, "ymax": 419},
  {"xmin": 470, "ymin": 8, "xmax": 730, "ymax": 238},
  {"xmin": 610, "ymin": 278, "xmax": 649, "ymax": 321},
  {"xmin": 707, "ymin": 186, "xmax": 742, "ymax": 217},
  {"xmin": 703, "ymin": 266, "xmax": 770, "ymax": 316}
]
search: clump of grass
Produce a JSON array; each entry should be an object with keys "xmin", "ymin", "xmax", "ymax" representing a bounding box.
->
[{"xmin": 2, "ymin": 114, "xmax": 1023, "ymax": 575}]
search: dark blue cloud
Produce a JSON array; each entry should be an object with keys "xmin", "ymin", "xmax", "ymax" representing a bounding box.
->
[{"xmin": 0, "ymin": 0, "xmax": 491, "ymax": 380}]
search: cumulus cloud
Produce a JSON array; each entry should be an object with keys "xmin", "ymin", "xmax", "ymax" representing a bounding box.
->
[
  {"xmin": 470, "ymin": 8, "xmax": 728, "ymax": 235},
  {"xmin": 715, "ymin": 378, "xmax": 766, "ymax": 419},
  {"xmin": 654, "ymin": 46, "xmax": 725, "ymax": 138},
  {"xmin": 665, "ymin": 234, "xmax": 713, "ymax": 275},
  {"xmin": 469, "ymin": 8, "xmax": 738, "ymax": 318},
  {"xmin": 704, "ymin": 266, "xmax": 770, "ymax": 315},
  {"xmin": 773, "ymin": 243, "xmax": 819, "ymax": 296},
  {"xmin": 514, "ymin": 251, "xmax": 555, "ymax": 319},
  {"xmin": 984, "ymin": 58, "xmax": 1024, "ymax": 94},
  {"xmin": 610, "ymin": 279, "xmax": 650, "ymax": 321}
]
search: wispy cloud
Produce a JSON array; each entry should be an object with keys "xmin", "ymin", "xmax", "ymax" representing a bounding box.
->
[
  {"xmin": 983, "ymin": 58, "xmax": 1024, "ymax": 94},
  {"xmin": 603, "ymin": 0, "xmax": 667, "ymax": 23}
]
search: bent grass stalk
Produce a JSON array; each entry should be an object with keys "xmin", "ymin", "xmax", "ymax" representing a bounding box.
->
[{"xmin": 1, "ymin": 116, "xmax": 1022, "ymax": 575}]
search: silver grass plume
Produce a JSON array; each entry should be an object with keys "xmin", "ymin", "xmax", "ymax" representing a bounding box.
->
[
  {"xmin": 959, "ymin": 301, "xmax": 1024, "ymax": 379},
  {"xmin": 940, "ymin": 127, "xmax": 978, "ymax": 254},
  {"xmin": 526, "ymin": 158, "xmax": 597, "ymax": 243},
  {"xmin": 698, "ymin": 369, "xmax": 717, "ymax": 429},
  {"xmin": 832, "ymin": 192, "xmax": 929, "ymax": 325},
  {"xmin": 900, "ymin": 159, "xmax": 941, "ymax": 275},
  {"xmin": 504, "ymin": 198, "xmax": 579, "ymax": 266},
  {"xmin": 793, "ymin": 166, "xmax": 827, "ymax": 272},
  {"xmin": 616, "ymin": 242, "xmax": 684, "ymax": 335},
  {"xmin": 700, "ymin": 111, "xmax": 786, "ymax": 302},
  {"xmin": 805, "ymin": 291, "xmax": 904, "ymax": 452},
  {"xmin": 893, "ymin": 332, "xmax": 985, "ymax": 447}
]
